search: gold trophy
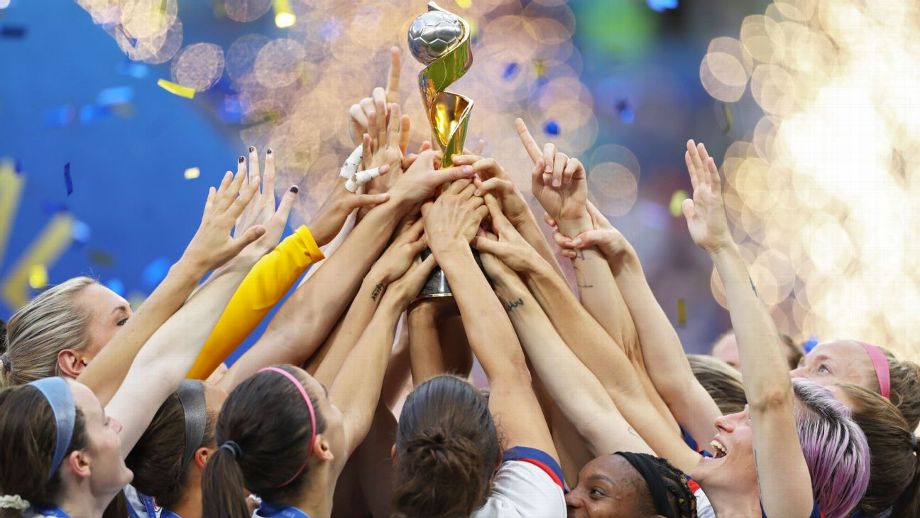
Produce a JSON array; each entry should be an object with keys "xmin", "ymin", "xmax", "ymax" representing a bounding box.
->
[{"xmin": 407, "ymin": 1, "xmax": 474, "ymax": 298}]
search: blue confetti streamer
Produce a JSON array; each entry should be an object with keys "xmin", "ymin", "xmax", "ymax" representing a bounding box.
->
[
  {"xmin": 616, "ymin": 99, "xmax": 635, "ymax": 124},
  {"xmin": 105, "ymin": 278, "xmax": 125, "ymax": 296},
  {"xmin": 142, "ymin": 257, "xmax": 171, "ymax": 288},
  {"xmin": 71, "ymin": 220, "xmax": 91, "ymax": 244},
  {"xmin": 502, "ymin": 62, "xmax": 519, "ymax": 81},
  {"xmin": 96, "ymin": 86, "xmax": 134, "ymax": 106},
  {"xmin": 116, "ymin": 61, "xmax": 149, "ymax": 79},
  {"xmin": 803, "ymin": 337, "xmax": 819, "ymax": 353},
  {"xmin": 544, "ymin": 120, "xmax": 560, "ymax": 136},
  {"xmin": 64, "ymin": 162, "xmax": 73, "ymax": 196},
  {"xmin": 44, "ymin": 105, "xmax": 76, "ymax": 128},
  {"xmin": 647, "ymin": 0, "xmax": 678, "ymax": 12},
  {"xmin": 0, "ymin": 25, "xmax": 26, "ymax": 38},
  {"xmin": 79, "ymin": 104, "xmax": 110, "ymax": 125}
]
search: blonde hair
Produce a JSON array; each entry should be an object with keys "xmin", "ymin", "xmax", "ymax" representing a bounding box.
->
[
  {"xmin": 0, "ymin": 277, "xmax": 97, "ymax": 388},
  {"xmin": 687, "ymin": 354, "xmax": 746, "ymax": 415}
]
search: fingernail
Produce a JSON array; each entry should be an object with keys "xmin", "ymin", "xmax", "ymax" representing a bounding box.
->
[
  {"xmin": 267, "ymin": 148, "xmax": 273, "ymax": 155},
  {"xmin": 475, "ymin": 189, "xmax": 483, "ymax": 196},
  {"xmin": 248, "ymin": 146, "xmax": 255, "ymax": 153},
  {"xmin": 238, "ymin": 156, "xmax": 245, "ymax": 163},
  {"xmin": 553, "ymin": 179, "xmax": 561, "ymax": 187},
  {"xmin": 290, "ymin": 185, "xmax": 299, "ymax": 193},
  {"xmin": 572, "ymin": 238, "xmax": 582, "ymax": 246}
]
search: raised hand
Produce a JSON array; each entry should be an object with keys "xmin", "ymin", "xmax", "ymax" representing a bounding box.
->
[
  {"xmin": 550, "ymin": 202, "xmax": 632, "ymax": 263},
  {"xmin": 387, "ymin": 150, "xmax": 475, "ymax": 206},
  {"xmin": 682, "ymin": 140, "xmax": 733, "ymax": 254},
  {"xmin": 477, "ymin": 228, "xmax": 520, "ymax": 287},
  {"xmin": 181, "ymin": 166, "xmax": 266, "ymax": 272},
  {"xmin": 514, "ymin": 118, "xmax": 587, "ymax": 227},
  {"xmin": 367, "ymin": 218, "xmax": 429, "ymax": 285},
  {"xmin": 349, "ymin": 47, "xmax": 405, "ymax": 149},
  {"xmin": 421, "ymin": 179, "xmax": 488, "ymax": 254},
  {"xmin": 450, "ymin": 154, "xmax": 532, "ymax": 228},
  {"xmin": 363, "ymin": 102, "xmax": 411, "ymax": 194},
  {"xmin": 473, "ymin": 195, "xmax": 544, "ymax": 273},
  {"xmin": 307, "ymin": 161, "xmax": 393, "ymax": 247}
]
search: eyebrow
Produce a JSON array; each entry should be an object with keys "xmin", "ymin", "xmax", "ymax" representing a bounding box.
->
[
  {"xmin": 587, "ymin": 474, "xmax": 615, "ymax": 485},
  {"xmin": 111, "ymin": 305, "xmax": 129, "ymax": 315}
]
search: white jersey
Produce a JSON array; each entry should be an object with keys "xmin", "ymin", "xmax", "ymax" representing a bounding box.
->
[{"xmin": 471, "ymin": 447, "xmax": 566, "ymax": 518}]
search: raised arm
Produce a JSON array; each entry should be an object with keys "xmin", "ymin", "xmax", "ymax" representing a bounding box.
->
[
  {"xmin": 330, "ymin": 254, "xmax": 436, "ymax": 470},
  {"xmin": 683, "ymin": 140, "xmax": 812, "ymax": 517},
  {"xmin": 107, "ymin": 168, "xmax": 273, "ymax": 458},
  {"xmin": 475, "ymin": 199, "xmax": 699, "ymax": 473},
  {"xmin": 423, "ymin": 182, "xmax": 558, "ymax": 457},
  {"xmin": 218, "ymin": 132, "xmax": 475, "ymax": 391},
  {"xmin": 555, "ymin": 201, "xmax": 722, "ymax": 450},
  {"xmin": 478, "ymin": 221, "xmax": 651, "ymax": 457},
  {"xmin": 311, "ymin": 218, "xmax": 427, "ymax": 386}
]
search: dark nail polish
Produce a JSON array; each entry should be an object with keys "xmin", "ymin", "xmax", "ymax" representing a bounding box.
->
[
  {"xmin": 267, "ymin": 148, "xmax": 273, "ymax": 154},
  {"xmin": 238, "ymin": 156, "xmax": 245, "ymax": 163},
  {"xmin": 248, "ymin": 146, "xmax": 255, "ymax": 153},
  {"xmin": 290, "ymin": 186, "xmax": 299, "ymax": 193}
]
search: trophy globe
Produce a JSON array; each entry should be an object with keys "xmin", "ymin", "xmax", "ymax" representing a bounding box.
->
[{"xmin": 407, "ymin": 10, "xmax": 464, "ymax": 65}]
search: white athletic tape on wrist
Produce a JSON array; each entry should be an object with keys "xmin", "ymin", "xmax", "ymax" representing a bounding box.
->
[{"xmin": 340, "ymin": 145, "xmax": 364, "ymax": 178}]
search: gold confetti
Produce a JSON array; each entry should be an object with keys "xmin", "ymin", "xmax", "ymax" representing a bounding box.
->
[
  {"xmin": 183, "ymin": 167, "xmax": 200, "ymax": 179},
  {"xmin": 157, "ymin": 79, "xmax": 196, "ymax": 99},
  {"xmin": 669, "ymin": 190, "xmax": 688, "ymax": 217},
  {"xmin": 677, "ymin": 298, "xmax": 687, "ymax": 327},
  {"xmin": 28, "ymin": 264, "xmax": 48, "ymax": 290}
]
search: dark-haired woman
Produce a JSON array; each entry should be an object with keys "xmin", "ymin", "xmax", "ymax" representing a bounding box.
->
[
  {"xmin": 388, "ymin": 182, "xmax": 565, "ymax": 517},
  {"xmin": 200, "ymin": 246, "xmax": 434, "ymax": 518}
]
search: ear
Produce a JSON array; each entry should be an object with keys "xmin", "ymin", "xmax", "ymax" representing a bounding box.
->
[
  {"xmin": 312, "ymin": 434, "xmax": 335, "ymax": 462},
  {"xmin": 194, "ymin": 446, "xmax": 215, "ymax": 470},
  {"xmin": 57, "ymin": 349, "xmax": 86, "ymax": 378},
  {"xmin": 62, "ymin": 449, "xmax": 91, "ymax": 481}
]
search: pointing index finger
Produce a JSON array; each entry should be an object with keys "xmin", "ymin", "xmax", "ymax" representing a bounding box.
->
[
  {"xmin": 386, "ymin": 46, "xmax": 401, "ymax": 104},
  {"xmin": 514, "ymin": 118, "xmax": 542, "ymax": 164}
]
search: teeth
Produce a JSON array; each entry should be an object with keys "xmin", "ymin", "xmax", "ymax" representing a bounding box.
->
[{"xmin": 710, "ymin": 440, "xmax": 728, "ymax": 458}]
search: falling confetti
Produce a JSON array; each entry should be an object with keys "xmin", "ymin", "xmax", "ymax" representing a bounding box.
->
[
  {"xmin": 0, "ymin": 25, "xmax": 26, "ymax": 39},
  {"xmin": 142, "ymin": 256, "xmax": 171, "ymax": 288},
  {"xmin": 543, "ymin": 120, "xmax": 560, "ymax": 136},
  {"xmin": 71, "ymin": 221, "xmax": 91, "ymax": 244},
  {"xmin": 676, "ymin": 298, "xmax": 687, "ymax": 327},
  {"xmin": 106, "ymin": 278, "xmax": 126, "ymax": 296},
  {"xmin": 183, "ymin": 167, "xmax": 200, "ymax": 179},
  {"xmin": 615, "ymin": 99, "xmax": 635, "ymax": 124},
  {"xmin": 668, "ymin": 190, "xmax": 688, "ymax": 217},
  {"xmin": 157, "ymin": 78, "xmax": 196, "ymax": 99},
  {"xmin": 28, "ymin": 265, "xmax": 48, "ymax": 290},
  {"xmin": 502, "ymin": 62, "xmax": 519, "ymax": 81},
  {"xmin": 96, "ymin": 86, "xmax": 135, "ymax": 106},
  {"xmin": 64, "ymin": 162, "xmax": 73, "ymax": 196}
]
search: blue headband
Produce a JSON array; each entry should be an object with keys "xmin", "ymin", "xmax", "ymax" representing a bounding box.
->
[{"xmin": 29, "ymin": 377, "xmax": 76, "ymax": 480}]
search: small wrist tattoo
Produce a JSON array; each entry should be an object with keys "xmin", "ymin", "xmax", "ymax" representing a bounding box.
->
[
  {"xmin": 505, "ymin": 298, "xmax": 524, "ymax": 312},
  {"xmin": 371, "ymin": 282, "xmax": 385, "ymax": 301}
]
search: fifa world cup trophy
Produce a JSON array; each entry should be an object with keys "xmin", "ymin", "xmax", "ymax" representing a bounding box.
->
[{"xmin": 408, "ymin": 1, "xmax": 474, "ymax": 298}]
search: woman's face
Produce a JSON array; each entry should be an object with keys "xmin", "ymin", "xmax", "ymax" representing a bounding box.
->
[
  {"xmin": 565, "ymin": 455, "xmax": 655, "ymax": 518},
  {"xmin": 74, "ymin": 284, "xmax": 133, "ymax": 360},
  {"xmin": 69, "ymin": 380, "xmax": 133, "ymax": 495},
  {"xmin": 789, "ymin": 341, "xmax": 876, "ymax": 391},
  {"xmin": 690, "ymin": 405, "xmax": 757, "ymax": 492}
]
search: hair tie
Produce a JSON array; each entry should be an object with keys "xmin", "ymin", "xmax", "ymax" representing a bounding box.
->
[
  {"xmin": 28, "ymin": 377, "xmax": 76, "ymax": 480},
  {"xmin": 258, "ymin": 367, "xmax": 317, "ymax": 488},
  {"xmin": 859, "ymin": 342, "xmax": 891, "ymax": 400},
  {"xmin": 0, "ymin": 495, "xmax": 30, "ymax": 510},
  {"xmin": 176, "ymin": 381, "xmax": 207, "ymax": 470},
  {"xmin": 0, "ymin": 354, "xmax": 9, "ymax": 372},
  {"xmin": 220, "ymin": 440, "xmax": 242, "ymax": 459}
]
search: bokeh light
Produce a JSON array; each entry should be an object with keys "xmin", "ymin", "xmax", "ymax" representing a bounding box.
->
[{"xmin": 703, "ymin": 0, "xmax": 920, "ymax": 361}]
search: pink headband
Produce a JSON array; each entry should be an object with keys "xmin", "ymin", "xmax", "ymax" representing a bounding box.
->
[
  {"xmin": 259, "ymin": 367, "xmax": 317, "ymax": 487},
  {"xmin": 860, "ymin": 343, "xmax": 891, "ymax": 400}
]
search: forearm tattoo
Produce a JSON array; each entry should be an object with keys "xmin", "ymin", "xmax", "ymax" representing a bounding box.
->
[
  {"xmin": 371, "ymin": 283, "xmax": 385, "ymax": 301},
  {"xmin": 505, "ymin": 298, "xmax": 524, "ymax": 312}
]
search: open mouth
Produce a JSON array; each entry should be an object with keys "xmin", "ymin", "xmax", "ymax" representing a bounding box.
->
[{"xmin": 710, "ymin": 439, "xmax": 728, "ymax": 459}]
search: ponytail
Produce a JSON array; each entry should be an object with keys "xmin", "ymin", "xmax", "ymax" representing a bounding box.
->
[
  {"xmin": 393, "ymin": 427, "xmax": 487, "ymax": 517},
  {"xmin": 891, "ymin": 434, "xmax": 920, "ymax": 516},
  {"xmin": 201, "ymin": 445, "xmax": 250, "ymax": 518}
]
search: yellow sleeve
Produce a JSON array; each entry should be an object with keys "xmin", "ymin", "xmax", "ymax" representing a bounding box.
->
[{"xmin": 187, "ymin": 226, "xmax": 324, "ymax": 379}]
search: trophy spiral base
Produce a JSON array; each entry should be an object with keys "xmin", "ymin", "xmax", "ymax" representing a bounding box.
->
[{"xmin": 414, "ymin": 247, "xmax": 485, "ymax": 300}]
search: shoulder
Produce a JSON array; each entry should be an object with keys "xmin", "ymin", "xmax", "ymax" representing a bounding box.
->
[{"xmin": 471, "ymin": 447, "xmax": 566, "ymax": 518}]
